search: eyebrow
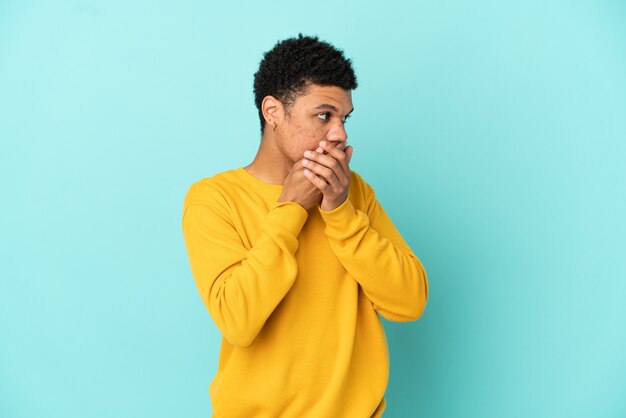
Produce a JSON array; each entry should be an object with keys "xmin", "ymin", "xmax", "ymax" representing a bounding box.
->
[{"xmin": 314, "ymin": 104, "xmax": 355, "ymax": 116}]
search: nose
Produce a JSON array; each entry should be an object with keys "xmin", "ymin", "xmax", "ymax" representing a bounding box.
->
[{"xmin": 326, "ymin": 120, "xmax": 348, "ymax": 148}]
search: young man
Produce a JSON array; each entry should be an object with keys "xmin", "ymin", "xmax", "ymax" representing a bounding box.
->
[{"xmin": 182, "ymin": 34, "xmax": 428, "ymax": 418}]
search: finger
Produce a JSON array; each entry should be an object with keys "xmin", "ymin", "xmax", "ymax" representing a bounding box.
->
[
  {"xmin": 302, "ymin": 158, "xmax": 342, "ymax": 193},
  {"xmin": 304, "ymin": 149, "xmax": 340, "ymax": 170},
  {"xmin": 294, "ymin": 145, "xmax": 323, "ymax": 169},
  {"xmin": 319, "ymin": 141, "xmax": 349, "ymax": 177},
  {"xmin": 302, "ymin": 152, "xmax": 343, "ymax": 187},
  {"xmin": 307, "ymin": 141, "xmax": 348, "ymax": 174},
  {"xmin": 303, "ymin": 168, "xmax": 331, "ymax": 192}
]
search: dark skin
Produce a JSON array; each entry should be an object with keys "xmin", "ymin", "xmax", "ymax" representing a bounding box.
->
[
  {"xmin": 278, "ymin": 153, "xmax": 325, "ymax": 210},
  {"xmin": 302, "ymin": 140, "xmax": 353, "ymax": 211},
  {"xmin": 246, "ymin": 83, "xmax": 354, "ymax": 211},
  {"xmin": 279, "ymin": 141, "xmax": 353, "ymax": 211}
]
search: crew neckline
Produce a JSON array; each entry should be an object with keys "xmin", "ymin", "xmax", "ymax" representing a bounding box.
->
[{"xmin": 234, "ymin": 166, "xmax": 284, "ymax": 197}]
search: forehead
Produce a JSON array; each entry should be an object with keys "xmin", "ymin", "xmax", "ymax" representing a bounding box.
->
[{"xmin": 297, "ymin": 83, "xmax": 353, "ymax": 110}]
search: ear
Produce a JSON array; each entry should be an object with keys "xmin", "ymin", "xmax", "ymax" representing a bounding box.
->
[{"xmin": 261, "ymin": 95, "xmax": 283, "ymax": 129}]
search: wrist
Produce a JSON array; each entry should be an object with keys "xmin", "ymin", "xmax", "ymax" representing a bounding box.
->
[{"xmin": 320, "ymin": 195, "xmax": 347, "ymax": 212}]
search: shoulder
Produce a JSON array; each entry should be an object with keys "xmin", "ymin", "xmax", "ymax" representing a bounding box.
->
[
  {"xmin": 183, "ymin": 169, "xmax": 239, "ymax": 211},
  {"xmin": 349, "ymin": 169, "xmax": 377, "ymax": 199},
  {"xmin": 348, "ymin": 169, "xmax": 378, "ymax": 217}
]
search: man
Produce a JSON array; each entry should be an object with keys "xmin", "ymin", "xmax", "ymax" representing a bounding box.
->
[{"xmin": 182, "ymin": 33, "xmax": 428, "ymax": 418}]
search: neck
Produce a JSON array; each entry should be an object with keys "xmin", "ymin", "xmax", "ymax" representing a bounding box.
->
[{"xmin": 244, "ymin": 130, "xmax": 292, "ymax": 185}]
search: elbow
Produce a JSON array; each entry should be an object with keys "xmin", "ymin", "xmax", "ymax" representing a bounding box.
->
[
  {"xmin": 399, "ymin": 254, "xmax": 429, "ymax": 321},
  {"xmin": 407, "ymin": 289, "xmax": 428, "ymax": 321},
  {"xmin": 211, "ymin": 309, "xmax": 261, "ymax": 348},
  {"xmin": 208, "ymin": 285, "xmax": 262, "ymax": 348},
  {"xmin": 375, "ymin": 294, "xmax": 427, "ymax": 322},
  {"xmin": 378, "ymin": 265, "xmax": 429, "ymax": 322},
  {"xmin": 411, "ymin": 269, "xmax": 428, "ymax": 321},
  {"xmin": 390, "ymin": 293, "xmax": 427, "ymax": 322},
  {"xmin": 408, "ymin": 259, "xmax": 429, "ymax": 320},
  {"xmin": 410, "ymin": 265, "xmax": 429, "ymax": 320},
  {"xmin": 223, "ymin": 328, "xmax": 257, "ymax": 348}
]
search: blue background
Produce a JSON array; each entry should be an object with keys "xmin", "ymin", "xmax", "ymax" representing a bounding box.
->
[{"xmin": 1, "ymin": 1, "xmax": 625, "ymax": 417}]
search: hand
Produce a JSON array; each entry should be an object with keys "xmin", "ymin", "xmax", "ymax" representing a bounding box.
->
[
  {"xmin": 301, "ymin": 141, "xmax": 353, "ymax": 211},
  {"xmin": 277, "ymin": 146, "xmax": 325, "ymax": 210}
]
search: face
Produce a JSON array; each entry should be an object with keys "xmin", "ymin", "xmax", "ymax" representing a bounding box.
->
[{"xmin": 271, "ymin": 83, "xmax": 354, "ymax": 163}]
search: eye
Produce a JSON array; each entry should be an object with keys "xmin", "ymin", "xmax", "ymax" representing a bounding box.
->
[
  {"xmin": 317, "ymin": 113, "xmax": 351, "ymax": 124},
  {"xmin": 317, "ymin": 112, "xmax": 330, "ymax": 121}
]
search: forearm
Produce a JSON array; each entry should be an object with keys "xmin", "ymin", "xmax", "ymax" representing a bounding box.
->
[
  {"xmin": 183, "ymin": 200, "xmax": 308, "ymax": 346},
  {"xmin": 320, "ymin": 197, "xmax": 428, "ymax": 322}
]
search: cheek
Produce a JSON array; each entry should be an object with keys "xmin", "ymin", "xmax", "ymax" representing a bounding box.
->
[
  {"xmin": 280, "ymin": 114, "xmax": 327, "ymax": 157},
  {"xmin": 290, "ymin": 127, "xmax": 322, "ymax": 155}
]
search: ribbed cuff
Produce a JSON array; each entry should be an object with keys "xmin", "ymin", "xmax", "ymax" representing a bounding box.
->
[
  {"xmin": 265, "ymin": 201, "xmax": 309, "ymax": 236},
  {"xmin": 318, "ymin": 196, "xmax": 357, "ymax": 229}
]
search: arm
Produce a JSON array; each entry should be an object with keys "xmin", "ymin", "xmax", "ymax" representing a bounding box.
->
[
  {"xmin": 318, "ymin": 174, "xmax": 429, "ymax": 322},
  {"xmin": 182, "ymin": 182, "xmax": 308, "ymax": 347}
]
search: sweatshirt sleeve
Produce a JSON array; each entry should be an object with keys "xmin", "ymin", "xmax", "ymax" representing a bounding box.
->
[
  {"xmin": 182, "ymin": 182, "xmax": 308, "ymax": 347},
  {"xmin": 318, "ymin": 173, "xmax": 429, "ymax": 322}
]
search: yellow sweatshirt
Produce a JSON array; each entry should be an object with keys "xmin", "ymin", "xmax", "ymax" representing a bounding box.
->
[{"xmin": 181, "ymin": 166, "xmax": 428, "ymax": 418}]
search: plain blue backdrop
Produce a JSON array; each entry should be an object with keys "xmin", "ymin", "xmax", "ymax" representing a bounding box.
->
[{"xmin": 1, "ymin": 1, "xmax": 625, "ymax": 417}]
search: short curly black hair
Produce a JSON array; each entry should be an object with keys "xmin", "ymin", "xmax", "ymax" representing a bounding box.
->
[{"xmin": 253, "ymin": 33, "xmax": 358, "ymax": 135}]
